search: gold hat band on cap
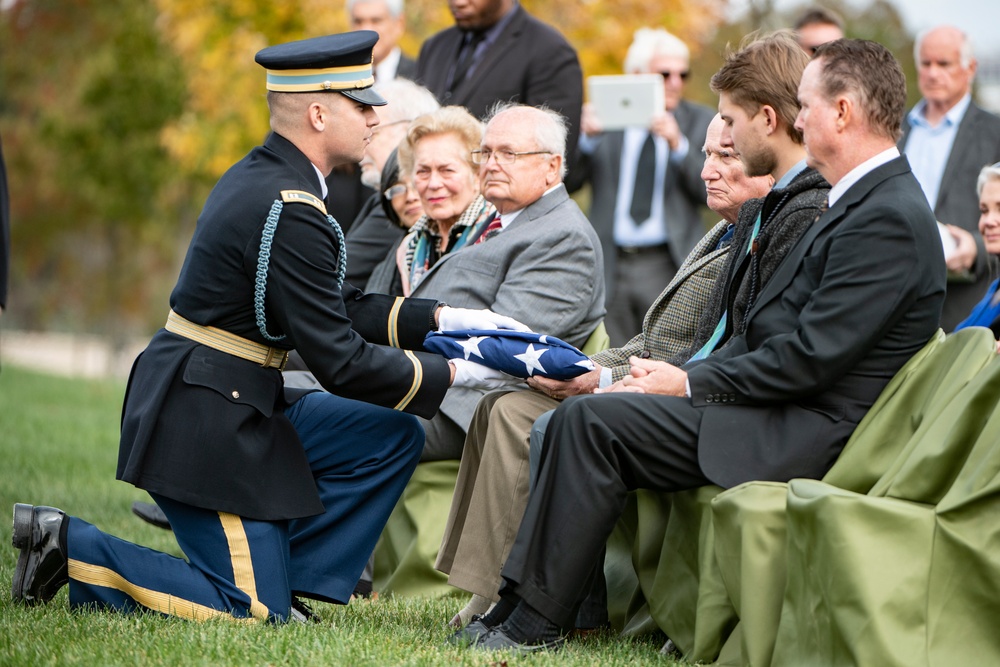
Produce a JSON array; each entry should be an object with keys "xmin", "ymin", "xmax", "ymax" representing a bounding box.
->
[{"xmin": 265, "ymin": 61, "xmax": 375, "ymax": 92}]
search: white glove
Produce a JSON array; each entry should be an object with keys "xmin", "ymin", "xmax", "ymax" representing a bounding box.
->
[
  {"xmin": 438, "ymin": 306, "xmax": 532, "ymax": 333},
  {"xmin": 450, "ymin": 358, "xmax": 522, "ymax": 389}
]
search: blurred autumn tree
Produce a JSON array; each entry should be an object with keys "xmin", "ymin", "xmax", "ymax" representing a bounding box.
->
[
  {"xmin": 153, "ymin": 0, "xmax": 726, "ymax": 193},
  {"xmin": 1, "ymin": 0, "xmax": 185, "ymax": 340},
  {"xmin": 705, "ymin": 0, "xmax": 918, "ymax": 109}
]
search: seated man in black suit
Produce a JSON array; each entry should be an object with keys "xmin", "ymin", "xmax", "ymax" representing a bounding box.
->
[{"xmin": 462, "ymin": 36, "xmax": 946, "ymax": 653}]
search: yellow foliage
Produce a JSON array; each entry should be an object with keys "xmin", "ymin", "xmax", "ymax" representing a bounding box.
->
[{"xmin": 153, "ymin": 0, "xmax": 728, "ymax": 180}]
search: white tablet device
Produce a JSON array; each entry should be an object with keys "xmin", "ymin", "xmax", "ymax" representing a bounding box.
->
[{"xmin": 587, "ymin": 74, "xmax": 664, "ymax": 130}]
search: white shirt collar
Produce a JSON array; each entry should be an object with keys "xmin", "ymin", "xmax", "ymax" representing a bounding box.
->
[
  {"xmin": 375, "ymin": 47, "xmax": 402, "ymax": 82},
  {"xmin": 496, "ymin": 183, "xmax": 563, "ymax": 226},
  {"xmin": 312, "ymin": 164, "xmax": 328, "ymax": 201},
  {"xmin": 828, "ymin": 147, "xmax": 899, "ymax": 206}
]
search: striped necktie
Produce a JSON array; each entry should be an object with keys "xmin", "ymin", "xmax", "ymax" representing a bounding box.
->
[{"xmin": 475, "ymin": 215, "xmax": 503, "ymax": 244}]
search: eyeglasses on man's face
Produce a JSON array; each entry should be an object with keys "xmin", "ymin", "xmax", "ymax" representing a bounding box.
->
[{"xmin": 471, "ymin": 149, "xmax": 553, "ymax": 165}]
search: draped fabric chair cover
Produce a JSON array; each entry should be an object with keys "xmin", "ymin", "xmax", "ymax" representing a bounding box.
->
[
  {"xmin": 373, "ymin": 459, "xmax": 460, "ymax": 597},
  {"xmin": 773, "ymin": 353, "xmax": 1000, "ymax": 666},
  {"xmin": 707, "ymin": 327, "xmax": 997, "ymax": 666}
]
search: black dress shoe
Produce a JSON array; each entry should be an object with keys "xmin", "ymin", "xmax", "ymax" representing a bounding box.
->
[
  {"xmin": 473, "ymin": 626, "xmax": 565, "ymax": 653},
  {"xmin": 11, "ymin": 503, "xmax": 69, "ymax": 605},
  {"xmin": 446, "ymin": 614, "xmax": 493, "ymax": 646},
  {"xmin": 290, "ymin": 597, "xmax": 319, "ymax": 623},
  {"xmin": 131, "ymin": 501, "xmax": 172, "ymax": 530}
]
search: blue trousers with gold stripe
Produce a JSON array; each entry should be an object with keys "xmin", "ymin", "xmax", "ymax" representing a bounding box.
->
[{"xmin": 65, "ymin": 391, "xmax": 423, "ymax": 622}]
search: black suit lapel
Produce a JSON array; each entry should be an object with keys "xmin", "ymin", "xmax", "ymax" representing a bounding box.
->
[{"xmin": 746, "ymin": 156, "xmax": 911, "ymax": 321}]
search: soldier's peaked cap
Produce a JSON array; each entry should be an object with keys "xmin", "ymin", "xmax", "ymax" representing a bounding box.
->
[{"xmin": 255, "ymin": 31, "xmax": 386, "ymax": 106}]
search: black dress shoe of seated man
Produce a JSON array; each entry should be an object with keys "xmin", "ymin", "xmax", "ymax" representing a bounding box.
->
[
  {"xmin": 11, "ymin": 503, "xmax": 69, "ymax": 605},
  {"xmin": 446, "ymin": 614, "xmax": 493, "ymax": 646},
  {"xmin": 131, "ymin": 501, "xmax": 172, "ymax": 531},
  {"xmin": 473, "ymin": 626, "xmax": 566, "ymax": 653}
]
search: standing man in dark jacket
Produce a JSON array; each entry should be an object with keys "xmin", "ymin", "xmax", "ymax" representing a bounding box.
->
[
  {"xmin": 415, "ymin": 0, "xmax": 583, "ymax": 172},
  {"xmin": 899, "ymin": 25, "xmax": 1000, "ymax": 330},
  {"xmin": 11, "ymin": 31, "xmax": 523, "ymax": 622}
]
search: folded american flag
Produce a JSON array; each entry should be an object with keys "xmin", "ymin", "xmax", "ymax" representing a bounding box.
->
[{"xmin": 424, "ymin": 329, "xmax": 596, "ymax": 380}]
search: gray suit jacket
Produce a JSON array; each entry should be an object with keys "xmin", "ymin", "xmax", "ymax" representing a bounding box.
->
[
  {"xmin": 566, "ymin": 99, "xmax": 715, "ymax": 301},
  {"xmin": 411, "ymin": 184, "xmax": 605, "ymax": 430},
  {"xmin": 900, "ymin": 100, "xmax": 1000, "ymax": 329}
]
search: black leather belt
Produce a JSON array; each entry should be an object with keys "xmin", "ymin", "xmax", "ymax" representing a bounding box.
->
[{"xmin": 617, "ymin": 243, "xmax": 670, "ymax": 255}]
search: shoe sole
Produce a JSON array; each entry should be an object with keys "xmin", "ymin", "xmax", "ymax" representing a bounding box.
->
[{"xmin": 11, "ymin": 503, "xmax": 35, "ymax": 603}]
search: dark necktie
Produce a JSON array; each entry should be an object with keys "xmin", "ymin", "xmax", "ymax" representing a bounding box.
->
[
  {"xmin": 630, "ymin": 133, "xmax": 657, "ymax": 225},
  {"xmin": 449, "ymin": 31, "xmax": 486, "ymax": 93}
]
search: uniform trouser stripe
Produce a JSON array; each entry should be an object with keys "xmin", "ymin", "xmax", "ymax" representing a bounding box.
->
[
  {"xmin": 67, "ymin": 559, "xmax": 253, "ymax": 623},
  {"xmin": 218, "ymin": 512, "xmax": 271, "ymax": 621}
]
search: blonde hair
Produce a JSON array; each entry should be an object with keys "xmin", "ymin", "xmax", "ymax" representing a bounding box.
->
[{"xmin": 397, "ymin": 106, "xmax": 483, "ymax": 175}]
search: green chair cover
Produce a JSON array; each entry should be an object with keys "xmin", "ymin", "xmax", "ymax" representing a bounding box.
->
[
  {"xmin": 580, "ymin": 320, "xmax": 610, "ymax": 356},
  {"xmin": 708, "ymin": 327, "xmax": 996, "ymax": 666},
  {"xmin": 646, "ymin": 485, "xmax": 738, "ymax": 660},
  {"xmin": 373, "ymin": 459, "xmax": 461, "ymax": 597},
  {"xmin": 772, "ymin": 355, "xmax": 1000, "ymax": 666},
  {"xmin": 605, "ymin": 491, "xmax": 662, "ymax": 634}
]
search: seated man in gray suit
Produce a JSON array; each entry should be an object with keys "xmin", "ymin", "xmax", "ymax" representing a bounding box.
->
[{"xmin": 409, "ymin": 102, "xmax": 605, "ymax": 461}]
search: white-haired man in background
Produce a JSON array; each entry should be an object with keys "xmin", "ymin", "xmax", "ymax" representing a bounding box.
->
[
  {"xmin": 348, "ymin": 0, "xmax": 417, "ymax": 81},
  {"xmin": 899, "ymin": 25, "xmax": 1000, "ymax": 330},
  {"xmin": 567, "ymin": 28, "xmax": 715, "ymax": 346}
]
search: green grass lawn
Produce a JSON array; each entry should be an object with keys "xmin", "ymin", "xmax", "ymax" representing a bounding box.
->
[{"xmin": 0, "ymin": 365, "xmax": 681, "ymax": 666}]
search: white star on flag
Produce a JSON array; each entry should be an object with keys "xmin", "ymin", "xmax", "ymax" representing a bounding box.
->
[
  {"xmin": 514, "ymin": 343, "xmax": 548, "ymax": 376},
  {"xmin": 457, "ymin": 336, "xmax": 488, "ymax": 360}
]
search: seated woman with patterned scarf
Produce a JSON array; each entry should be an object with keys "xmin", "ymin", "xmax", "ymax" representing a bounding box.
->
[{"xmin": 367, "ymin": 106, "xmax": 495, "ymax": 296}]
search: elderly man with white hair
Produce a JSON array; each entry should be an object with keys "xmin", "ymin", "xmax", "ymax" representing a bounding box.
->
[
  {"xmin": 899, "ymin": 25, "xmax": 1000, "ymax": 330},
  {"xmin": 568, "ymin": 28, "xmax": 715, "ymax": 347},
  {"xmin": 345, "ymin": 78, "xmax": 440, "ymax": 289},
  {"xmin": 347, "ymin": 0, "xmax": 416, "ymax": 81}
]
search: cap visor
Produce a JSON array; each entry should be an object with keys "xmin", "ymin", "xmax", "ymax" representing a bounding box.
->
[{"xmin": 341, "ymin": 87, "xmax": 387, "ymax": 106}]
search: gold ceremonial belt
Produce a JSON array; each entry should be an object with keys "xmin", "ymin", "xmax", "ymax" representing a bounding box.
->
[{"xmin": 165, "ymin": 310, "xmax": 289, "ymax": 370}]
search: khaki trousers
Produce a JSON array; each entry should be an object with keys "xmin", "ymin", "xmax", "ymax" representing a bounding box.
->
[{"xmin": 435, "ymin": 388, "xmax": 560, "ymax": 598}]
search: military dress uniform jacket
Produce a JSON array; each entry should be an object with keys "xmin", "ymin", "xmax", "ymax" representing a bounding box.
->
[{"xmin": 117, "ymin": 133, "xmax": 452, "ymax": 522}]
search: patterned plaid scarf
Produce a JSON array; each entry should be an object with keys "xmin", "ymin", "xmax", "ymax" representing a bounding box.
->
[{"xmin": 405, "ymin": 194, "xmax": 495, "ymax": 291}]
